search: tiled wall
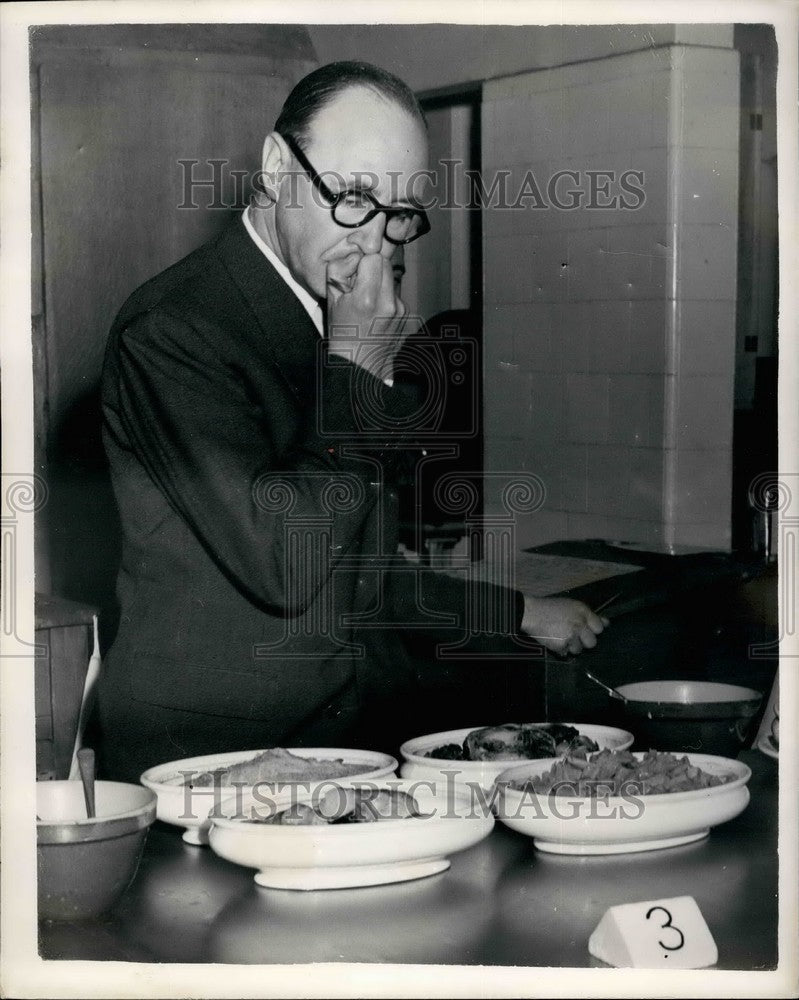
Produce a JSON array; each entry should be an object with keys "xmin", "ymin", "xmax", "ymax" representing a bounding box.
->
[{"xmin": 482, "ymin": 44, "xmax": 739, "ymax": 550}]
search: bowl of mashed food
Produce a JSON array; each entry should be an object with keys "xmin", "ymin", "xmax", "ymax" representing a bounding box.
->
[{"xmin": 140, "ymin": 746, "xmax": 397, "ymax": 844}]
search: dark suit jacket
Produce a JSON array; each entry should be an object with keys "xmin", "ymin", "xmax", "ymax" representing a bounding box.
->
[{"xmin": 98, "ymin": 217, "xmax": 524, "ymax": 780}]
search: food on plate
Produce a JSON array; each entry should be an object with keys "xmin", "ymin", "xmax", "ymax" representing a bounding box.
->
[
  {"xmin": 182, "ymin": 748, "xmax": 370, "ymax": 787},
  {"xmin": 264, "ymin": 803, "xmax": 331, "ymax": 826},
  {"xmin": 246, "ymin": 787, "xmax": 427, "ymax": 825},
  {"xmin": 509, "ymin": 748, "xmax": 734, "ymax": 797},
  {"xmin": 427, "ymin": 743, "xmax": 465, "ymax": 760},
  {"xmin": 424, "ymin": 723, "xmax": 599, "ymax": 762}
]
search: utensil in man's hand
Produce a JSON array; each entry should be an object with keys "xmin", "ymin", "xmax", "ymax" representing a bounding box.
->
[
  {"xmin": 582, "ymin": 669, "xmax": 628, "ymax": 702},
  {"xmin": 581, "ymin": 596, "xmax": 627, "ymax": 701},
  {"xmin": 77, "ymin": 747, "xmax": 96, "ymax": 818},
  {"xmin": 593, "ymin": 592, "xmax": 621, "ymax": 618},
  {"xmin": 551, "ymin": 592, "xmax": 621, "ymax": 659},
  {"xmin": 543, "ymin": 593, "xmax": 625, "ymax": 714}
]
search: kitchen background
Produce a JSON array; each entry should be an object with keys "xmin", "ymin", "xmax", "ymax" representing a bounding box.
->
[{"xmin": 30, "ymin": 22, "xmax": 778, "ymax": 638}]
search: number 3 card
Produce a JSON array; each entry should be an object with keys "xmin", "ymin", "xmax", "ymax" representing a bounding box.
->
[{"xmin": 588, "ymin": 895, "xmax": 719, "ymax": 968}]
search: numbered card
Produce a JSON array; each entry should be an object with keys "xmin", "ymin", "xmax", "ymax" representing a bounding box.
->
[{"xmin": 588, "ymin": 895, "xmax": 718, "ymax": 968}]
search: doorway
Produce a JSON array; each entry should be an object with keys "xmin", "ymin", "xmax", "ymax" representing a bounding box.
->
[
  {"xmin": 731, "ymin": 25, "xmax": 779, "ymax": 556},
  {"xmin": 395, "ymin": 86, "xmax": 485, "ymax": 559}
]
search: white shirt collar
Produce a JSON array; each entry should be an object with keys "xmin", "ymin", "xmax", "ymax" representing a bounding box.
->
[
  {"xmin": 242, "ymin": 207, "xmax": 393, "ymax": 386},
  {"xmin": 242, "ymin": 206, "xmax": 324, "ymax": 336}
]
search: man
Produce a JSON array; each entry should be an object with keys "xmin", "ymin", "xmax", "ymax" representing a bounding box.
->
[{"xmin": 98, "ymin": 62, "xmax": 605, "ymax": 781}]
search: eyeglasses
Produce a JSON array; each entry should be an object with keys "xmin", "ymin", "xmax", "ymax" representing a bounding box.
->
[{"xmin": 280, "ymin": 132, "xmax": 430, "ymax": 246}]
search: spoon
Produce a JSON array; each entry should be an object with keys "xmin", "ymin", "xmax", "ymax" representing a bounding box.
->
[
  {"xmin": 77, "ymin": 747, "xmax": 96, "ymax": 819},
  {"xmin": 583, "ymin": 593, "xmax": 628, "ymax": 700},
  {"xmin": 593, "ymin": 592, "xmax": 621, "ymax": 618},
  {"xmin": 551, "ymin": 593, "xmax": 627, "ymax": 701},
  {"xmin": 579, "ymin": 593, "xmax": 629, "ymax": 701},
  {"xmin": 582, "ymin": 668, "xmax": 628, "ymax": 703}
]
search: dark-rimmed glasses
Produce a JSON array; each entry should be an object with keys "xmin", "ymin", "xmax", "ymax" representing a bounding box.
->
[{"xmin": 280, "ymin": 132, "xmax": 430, "ymax": 246}]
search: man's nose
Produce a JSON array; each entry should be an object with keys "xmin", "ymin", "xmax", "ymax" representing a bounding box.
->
[{"xmin": 347, "ymin": 212, "xmax": 387, "ymax": 255}]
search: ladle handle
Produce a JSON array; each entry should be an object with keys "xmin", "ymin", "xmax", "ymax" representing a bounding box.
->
[{"xmin": 77, "ymin": 747, "xmax": 96, "ymax": 818}]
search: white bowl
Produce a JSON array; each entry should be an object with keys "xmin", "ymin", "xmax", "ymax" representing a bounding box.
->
[
  {"xmin": 140, "ymin": 747, "xmax": 397, "ymax": 845},
  {"xmin": 399, "ymin": 723, "xmax": 635, "ymax": 792},
  {"xmin": 208, "ymin": 778, "xmax": 494, "ymax": 890},
  {"xmin": 495, "ymin": 751, "xmax": 751, "ymax": 855}
]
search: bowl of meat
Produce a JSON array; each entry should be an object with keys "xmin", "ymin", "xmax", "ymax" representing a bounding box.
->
[
  {"xmin": 495, "ymin": 748, "xmax": 751, "ymax": 855},
  {"xmin": 140, "ymin": 746, "xmax": 397, "ymax": 845},
  {"xmin": 208, "ymin": 778, "xmax": 494, "ymax": 890},
  {"xmin": 399, "ymin": 722, "xmax": 634, "ymax": 793}
]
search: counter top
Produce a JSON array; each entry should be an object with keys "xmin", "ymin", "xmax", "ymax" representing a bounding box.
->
[
  {"xmin": 39, "ymin": 750, "xmax": 778, "ymax": 970},
  {"xmin": 440, "ymin": 549, "xmax": 643, "ymax": 599}
]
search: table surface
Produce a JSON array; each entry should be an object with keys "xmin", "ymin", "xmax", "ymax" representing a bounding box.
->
[{"xmin": 39, "ymin": 750, "xmax": 778, "ymax": 969}]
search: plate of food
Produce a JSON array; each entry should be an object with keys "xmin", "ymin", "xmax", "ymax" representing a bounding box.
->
[
  {"xmin": 495, "ymin": 748, "xmax": 751, "ymax": 855},
  {"xmin": 399, "ymin": 722, "xmax": 634, "ymax": 792},
  {"xmin": 140, "ymin": 747, "xmax": 397, "ymax": 844},
  {"xmin": 208, "ymin": 778, "xmax": 495, "ymax": 890}
]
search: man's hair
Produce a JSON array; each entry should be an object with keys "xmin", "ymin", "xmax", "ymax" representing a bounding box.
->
[{"xmin": 274, "ymin": 61, "xmax": 426, "ymax": 148}]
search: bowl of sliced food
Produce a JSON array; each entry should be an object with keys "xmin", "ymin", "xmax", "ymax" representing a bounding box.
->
[
  {"xmin": 399, "ymin": 722, "xmax": 634, "ymax": 792},
  {"xmin": 495, "ymin": 747, "xmax": 751, "ymax": 855},
  {"xmin": 615, "ymin": 680, "xmax": 763, "ymax": 757},
  {"xmin": 208, "ymin": 778, "xmax": 494, "ymax": 890},
  {"xmin": 140, "ymin": 747, "xmax": 397, "ymax": 844}
]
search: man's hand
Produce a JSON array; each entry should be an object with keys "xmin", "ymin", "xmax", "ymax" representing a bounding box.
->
[
  {"xmin": 520, "ymin": 595, "xmax": 608, "ymax": 656},
  {"xmin": 326, "ymin": 253, "xmax": 408, "ymax": 383}
]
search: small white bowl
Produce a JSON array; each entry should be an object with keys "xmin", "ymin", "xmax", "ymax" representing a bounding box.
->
[
  {"xmin": 140, "ymin": 747, "xmax": 397, "ymax": 844},
  {"xmin": 208, "ymin": 778, "xmax": 495, "ymax": 890},
  {"xmin": 400, "ymin": 723, "xmax": 634, "ymax": 793},
  {"xmin": 495, "ymin": 751, "xmax": 751, "ymax": 855}
]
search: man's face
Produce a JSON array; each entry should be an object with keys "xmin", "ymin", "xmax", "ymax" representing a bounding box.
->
[{"xmin": 272, "ymin": 86, "xmax": 429, "ymax": 300}]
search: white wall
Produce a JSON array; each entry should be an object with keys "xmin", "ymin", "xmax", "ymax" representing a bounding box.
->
[
  {"xmin": 480, "ymin": 43, "xmax": 740, "ymax": 551},
  {"xmin": 306, "ymin": 24, "xmax": 733, "ymax": 93},
  {"xmin": 403, "ymin": 103, "xmax": 474, "ymax": 321}
]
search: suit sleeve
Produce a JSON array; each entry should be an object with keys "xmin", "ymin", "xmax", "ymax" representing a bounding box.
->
[
  {"xmin": 109, "ymin": 307, "xmax": 420, "ymax": 616},
  {"xmin": 381, "ymin": 557, "xmax": 527, "ymax": 643}
]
